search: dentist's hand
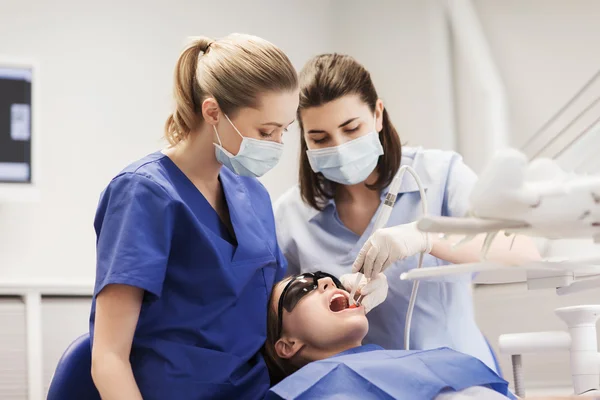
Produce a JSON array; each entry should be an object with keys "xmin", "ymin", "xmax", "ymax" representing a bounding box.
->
[
  {"xmin": 352, "ymin": 221, "xmax": 432, "ymax": 280},
  {"xmin": 340, "ymin": 272, "xmax": 388, "ymax": 314}
]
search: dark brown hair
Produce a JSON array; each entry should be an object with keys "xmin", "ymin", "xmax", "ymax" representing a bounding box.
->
[
  {"xmin": 262, "ymin": 279, "xmax": 299, "ymax": 386},
  {"xmin": 297, "ymin": 54, "xmax": 402, "ymax": 210}
]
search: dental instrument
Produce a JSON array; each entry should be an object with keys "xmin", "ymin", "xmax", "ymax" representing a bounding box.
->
[
  {"xmin": 348, "ymin": 174, "xmax": 402, "ymax": 305},
  {"xmin": 350, "ymin": 165, "xmax": 428, "ymax": 350}
]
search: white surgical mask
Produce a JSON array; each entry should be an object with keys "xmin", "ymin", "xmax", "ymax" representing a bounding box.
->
[
  {"xmin": 306, "ymin": 114, "xmax": 384, "ymax": 185},
  {"xmin": 213, "ymin": 114, "xmax": 284, "ymax": 178}
]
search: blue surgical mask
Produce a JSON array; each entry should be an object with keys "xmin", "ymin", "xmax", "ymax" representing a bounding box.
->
[
  {"xmin": 213, "ymin": 114, "xmax": 284, "ymax": 178},
  {"xmin": 306, "ymin": 117, "xmax": 384, "ymax": 185}
]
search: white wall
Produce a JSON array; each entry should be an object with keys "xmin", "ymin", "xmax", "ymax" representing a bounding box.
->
[
  {"xmin": 0, "ymin": 0, "xmax": 334, "ymax": 283},
  {"xmin": 329, "ymin": 0, "xmax": 456, "ymax": 152},
  {"xmin": 465, "ymin": 0, "xmax": 600, "ymax": 167}
]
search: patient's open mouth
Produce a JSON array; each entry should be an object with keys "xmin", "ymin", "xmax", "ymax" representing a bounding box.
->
[{"xmin": 329, "ymin": 293, "xmax": 350, "ymax": 312}]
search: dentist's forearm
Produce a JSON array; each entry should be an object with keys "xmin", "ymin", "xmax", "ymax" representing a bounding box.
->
[
  {"xmin": 92, "ymin": 353, "xmax": 143, "ymax": 400},
  {"xmin": 92, "ymin": 284, "xmax": 144, "ymax": 400},
  {"xmin": 429, "ymin": 232, "xmax": 541, "ymax": 265}
]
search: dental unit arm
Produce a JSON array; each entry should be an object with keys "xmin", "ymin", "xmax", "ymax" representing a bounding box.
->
[
  {"xmin": 402, "ymin": 149, "xmax": 600, "ymax": 396},
  {"xmin": 350, "ymin": 165, "xmax": 428, "ymax": 350},
  {"xmin": 401, "ymin": 148, "xmax": 600, "ymax": 294}
]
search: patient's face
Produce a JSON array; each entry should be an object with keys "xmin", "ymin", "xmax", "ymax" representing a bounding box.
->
[{"xmin": 272, "ymin": 275, "xmax": 369, "ymax": 354}]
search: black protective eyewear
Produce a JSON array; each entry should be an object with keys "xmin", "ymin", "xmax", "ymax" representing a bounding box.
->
[{"xmin": 276, "ymin": 271, "xmax": 344, "ymax": 339}]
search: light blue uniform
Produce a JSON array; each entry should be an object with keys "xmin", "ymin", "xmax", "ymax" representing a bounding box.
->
[{"xmin": 274, "ymin": 147, "xmax": 497, "ymax": 372}]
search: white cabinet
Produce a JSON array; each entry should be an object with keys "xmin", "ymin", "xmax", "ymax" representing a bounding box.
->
[
  {"xmin": 0, "ymin": 295, "xmax": 91, "ymax": 400},
  {"xmin": 0, "ymin": 297, "xmax": 27, "ymax": 400},
  {"xmin": 41, "ymin": 298, "xmax": 91, "ymax": 396}
]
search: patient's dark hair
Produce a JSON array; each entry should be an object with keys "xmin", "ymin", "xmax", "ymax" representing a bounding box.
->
[{"xmin": 262, "ymin": 278, "xmax": 300, "ymax": 385}]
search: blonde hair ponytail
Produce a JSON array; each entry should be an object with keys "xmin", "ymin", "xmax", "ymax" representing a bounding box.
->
[
  {"xmin": 165, "ymin": 34, "xmax": 297, "ymax": 145},
  {"xmin": 165, "ymin": 37, "xmax": 213, "ymax": 145}
]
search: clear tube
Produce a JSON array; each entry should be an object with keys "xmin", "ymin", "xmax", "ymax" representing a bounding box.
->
[
  {"xmin": 349, "ymin": 165, "xmax": 429, "ymax": 352},
  {"xmin": 398, "ymin": 166, "xmax": 428, "ymax": 350},
  {"xmin": 350, "ymin": 173, "xmax": 403, "ymax": 303}
]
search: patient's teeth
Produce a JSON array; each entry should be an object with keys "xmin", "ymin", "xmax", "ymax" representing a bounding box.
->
[{"xmin": 330, "ymin": 293, "xmax": 344, "ymax": 303}]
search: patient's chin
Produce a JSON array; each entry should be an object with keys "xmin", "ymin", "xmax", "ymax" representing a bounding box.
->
[
  {"xmin": 305, "ymin": 316, "xmax": 369, "ymax": 350},
  {"xmin": 340, "ymin": 316, "xmax": 369, "ymax": 342}
]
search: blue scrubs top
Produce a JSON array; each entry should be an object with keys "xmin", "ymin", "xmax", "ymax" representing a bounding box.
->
[
  {"xmin": 90, "ymin": 152, "xmax": 286, "ymax": 400},
  {"xmin": 267, "ymin": 345, "xmax": 514, "ymax": 400},
  {"xmin": 274, "ymin": 147, "xmax": 497, "ymax": 372}
]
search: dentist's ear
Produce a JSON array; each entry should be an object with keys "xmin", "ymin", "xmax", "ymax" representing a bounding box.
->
[
  {"xmin": 375, "ymin": 99, "xmax": 384, "ymax": 133},
  {"xmin": 202, "ymin": 97, "xmax": 221, "ymax": 126},
  {"xmin": 275, "ymin": 337, "xmax": 304, "ymax": 360}
]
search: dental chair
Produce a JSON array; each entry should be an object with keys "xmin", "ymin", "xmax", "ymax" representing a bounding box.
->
[
  {"xmin": 47, "ymin": 333, "xmax": 101, "ymax": 400},
  {"xmin": 45, "ymin": 333, "xmax": 501, "ymax": 399}
]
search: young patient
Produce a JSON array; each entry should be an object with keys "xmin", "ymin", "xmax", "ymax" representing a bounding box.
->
[{"xmin": 262, "ymin": 271, "xmax": 515, "ymax": 400}]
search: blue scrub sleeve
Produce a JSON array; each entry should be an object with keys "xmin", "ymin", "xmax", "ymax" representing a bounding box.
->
[
  {"xmin": 94, "ymin": 173, "xmax": 174, "ymax": 299},
  {"xmin": 442, "ymin": 154, "xmax": 478, "ymax": 217}
]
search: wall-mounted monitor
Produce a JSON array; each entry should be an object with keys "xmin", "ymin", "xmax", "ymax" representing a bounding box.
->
[{"xmin": 0, "ymin": 57, "xmax": 39, "ymax": 202}]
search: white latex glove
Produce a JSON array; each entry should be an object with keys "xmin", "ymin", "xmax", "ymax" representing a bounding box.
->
[
  {"xmin": 339, "ymin": 272, "xmax": 388, "ymax": 314},
  {"xmin": 352, "ymin": 221, "xmax": 432, "ymax": 280}
]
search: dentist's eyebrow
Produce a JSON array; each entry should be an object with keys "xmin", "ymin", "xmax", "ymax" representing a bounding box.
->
[
  {"xmin": 261, "ymin": 119, "xmax": 296, "ymax": 128},
  {"xmin": 338, "ymin": 117, "xmax": 359, "ymax": 128},
  {"xmin": 308, "ymin": 117, "xmax": 359, "ymax": 134}
]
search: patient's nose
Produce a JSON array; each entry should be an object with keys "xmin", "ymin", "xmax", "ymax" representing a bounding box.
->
[{"xmin": 318, "ymin": 277, "xmax": 336, "ymax": 293}]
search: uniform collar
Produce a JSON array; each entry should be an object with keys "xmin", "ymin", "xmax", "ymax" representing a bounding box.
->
[{"xmin": 306, "ymin": 148, "xmax": 431, "ymax": 222}]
